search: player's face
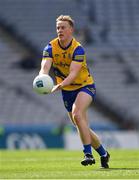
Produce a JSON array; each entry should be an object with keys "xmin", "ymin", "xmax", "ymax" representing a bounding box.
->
[{"xmin": 56, "ymin": 21, "xmax": 73, "ymax": 42}]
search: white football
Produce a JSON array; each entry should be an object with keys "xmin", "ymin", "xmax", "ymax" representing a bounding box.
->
[{"xmin": 33, "ymin": 74, "xmax": 54, "ymax": 94}]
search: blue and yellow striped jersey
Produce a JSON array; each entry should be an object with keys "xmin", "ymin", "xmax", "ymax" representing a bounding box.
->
[{"xmin": 42, "ymin": 37, "xmax": 94, "ymax": 90}]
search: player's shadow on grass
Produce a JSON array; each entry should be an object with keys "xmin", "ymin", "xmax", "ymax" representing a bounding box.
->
[{"xmin": 96, "ymin": 168, "xmax": 139, "ymax": 171}]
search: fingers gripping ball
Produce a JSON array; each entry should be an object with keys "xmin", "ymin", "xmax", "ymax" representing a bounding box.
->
[{"xmin": 33, "ymin": 74, "xmax": 54, "ymax": 94}]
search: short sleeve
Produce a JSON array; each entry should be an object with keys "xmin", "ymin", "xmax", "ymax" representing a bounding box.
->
[
  {"xmin": 72, "ymin": 46, "xmax": 85, "ymax": 63},
  {"xmin": 42, "ymin": 43, "xmax": 53, "ymax": 59}
]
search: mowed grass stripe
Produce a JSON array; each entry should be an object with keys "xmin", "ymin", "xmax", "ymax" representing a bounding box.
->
[{"xmin": 0, "ymin": 149, "xmax": 139, "ymax": 179}]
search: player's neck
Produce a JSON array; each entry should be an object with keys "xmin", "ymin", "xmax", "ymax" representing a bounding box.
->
[{"xmin": 58, "ymin": 37, "xmax": 73, "ymax": 49}]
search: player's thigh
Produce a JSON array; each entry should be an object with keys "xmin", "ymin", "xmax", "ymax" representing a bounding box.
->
[{"xmin": 73, "ymin": 91, "xmax": 92, "ymax": 113}]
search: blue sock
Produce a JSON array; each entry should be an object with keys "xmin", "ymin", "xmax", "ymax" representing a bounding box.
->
[
  {"xmin": 95, "ymin": 144, "xmax": 107, "ymax": 157},
  {"xmin": 83, "ymin": 144, "xmax": 92, "ymax": 154}
]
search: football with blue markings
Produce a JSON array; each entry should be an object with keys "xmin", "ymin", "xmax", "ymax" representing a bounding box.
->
[{"xmin": 33, "ymin": 74, "xmax": 54, "ymax": 94}]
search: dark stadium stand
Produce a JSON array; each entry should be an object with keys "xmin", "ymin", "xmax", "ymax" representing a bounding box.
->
[
  {"xmin": 0, "ymin": 0, "xmax": 139, "ymax": 130},
  {"xmin": 84, "ymin": 0, "xmax": 139, "ymax": 128}
]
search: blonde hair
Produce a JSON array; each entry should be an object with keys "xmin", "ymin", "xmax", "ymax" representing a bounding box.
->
[{"xmin": 56, "ymin": 15, "xmax": 74, "ymax": 27}]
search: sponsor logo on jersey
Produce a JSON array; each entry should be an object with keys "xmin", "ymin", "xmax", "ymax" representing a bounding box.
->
[
  {"xmin": 74, "ymin": 55, "xmax": 84, "ymax": 61},
  {"xmin": 43, "ymin": 51, "xmax": 49, "ymax": 57}
]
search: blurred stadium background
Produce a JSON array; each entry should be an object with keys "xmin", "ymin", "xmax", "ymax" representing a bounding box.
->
[{"xmin": 0, "ymin": 0, "xmax": 139, "ymax": 150}]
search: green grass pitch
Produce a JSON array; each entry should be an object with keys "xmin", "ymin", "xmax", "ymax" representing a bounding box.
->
[{"xmin": 0, "ymin": 149, "xmax": 139, "ymax": 179}]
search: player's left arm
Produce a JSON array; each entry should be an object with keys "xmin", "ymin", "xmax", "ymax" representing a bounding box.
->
[
  {"xmin": 60, "ymin": 62, "xmax": 82, "ymax": 87},
  {"xmin": 51, "ymin": 62, "xmax": 82, "ymax": 92},
  {"xmin": 52, "ymin": 46, "xmax": 84, "ymax": 92}
]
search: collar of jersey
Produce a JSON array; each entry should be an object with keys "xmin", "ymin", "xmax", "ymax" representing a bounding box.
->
[{"xmin": 58, "ymin": 39, "xmax": 73, "ymax": 50}]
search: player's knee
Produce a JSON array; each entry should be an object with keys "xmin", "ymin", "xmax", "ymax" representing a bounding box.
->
[{"xmin": 72, "ymin": 110, "xmax": 82, "ymax": 125}]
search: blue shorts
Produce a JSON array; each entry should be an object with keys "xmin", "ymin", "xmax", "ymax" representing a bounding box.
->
[{"xmin": 61, "ymin": 84, "xmax": 96, "ymax": 112}]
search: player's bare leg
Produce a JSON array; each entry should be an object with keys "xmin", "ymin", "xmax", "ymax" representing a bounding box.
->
[
  {"xmin": 68, "ymin": 94, "xmax": 110, "ymax": 168},
  {"xmin": 68, "ymin": 112, "xmax": 101, "ymax": 149},
  {"xmin": 85, "ymin": 113, "xmax": 110, "ymax": 168},
  {"xmin": 69, "ymin": 92, "xmax": 95, "ymax": 165}
]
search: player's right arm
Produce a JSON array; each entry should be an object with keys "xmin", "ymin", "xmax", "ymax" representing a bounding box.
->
[
  {"xmin": 39, "ymin": 58, "xmax": 52, "ymax": 75},
  {"xmin": 39, "ymin": 44, "xmax": 53, "ymax": 75}
]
